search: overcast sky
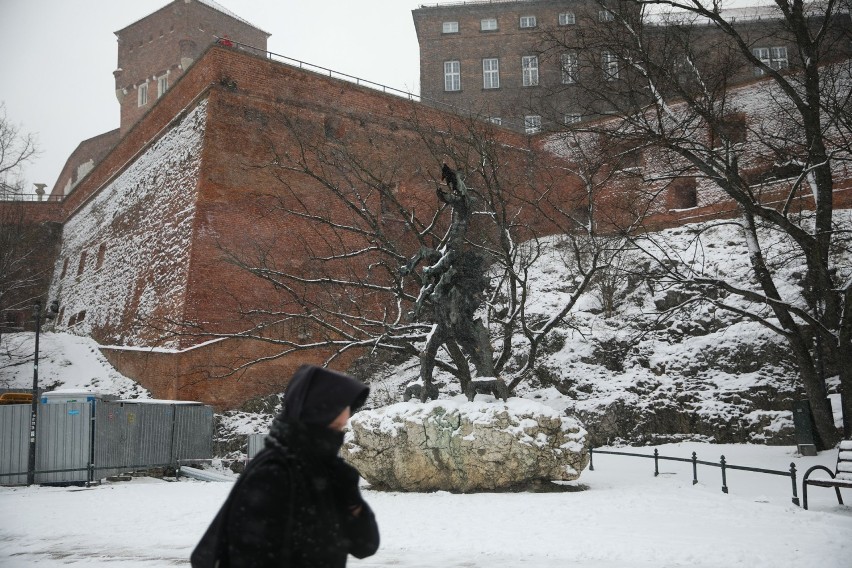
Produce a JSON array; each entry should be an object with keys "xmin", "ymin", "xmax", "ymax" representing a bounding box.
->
[{"xmin": 0, "ymin": 0, "xmax": 426, "ymax": 192}]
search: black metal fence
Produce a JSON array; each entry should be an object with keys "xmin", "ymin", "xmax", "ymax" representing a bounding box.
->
[{"xmin": 589, "ymin": 447, "xmax": 800, "ymax": 506}]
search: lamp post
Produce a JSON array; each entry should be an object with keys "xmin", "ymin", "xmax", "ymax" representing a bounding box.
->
[{"xmin": 27, "ymin": 300, "xmax": 59, "ymax": 486}]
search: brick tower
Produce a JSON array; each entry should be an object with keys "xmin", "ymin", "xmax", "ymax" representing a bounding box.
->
[{"xmin": 113, "ymin": 0, "xmax": 269, "ymax": 135}]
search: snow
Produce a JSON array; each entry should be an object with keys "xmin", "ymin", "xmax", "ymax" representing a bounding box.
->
[
  {"xmin": 48, "ymin": 99, "xmax": 207, "ymax": 348},
  {"xmin": 0, "ymin": 332, "xmax": 149, "ymax": 400},
  {"xmin": 0, "ymin": 443, "xmax": 849, "ymax": 567}
]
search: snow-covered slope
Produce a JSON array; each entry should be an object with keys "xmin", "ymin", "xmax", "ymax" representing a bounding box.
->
[
  {"xmin": 361, "ymin": 215, "xmax": 851, "ymax": 446},
  {"xmin": 0, "ymin": 332, "xmax": 148, "ymax": 400}
]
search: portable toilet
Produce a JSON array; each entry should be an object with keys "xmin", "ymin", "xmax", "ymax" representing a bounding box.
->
[{"xmin": 40, "ymin": 389, "xmax": 101, "ymax": 404}]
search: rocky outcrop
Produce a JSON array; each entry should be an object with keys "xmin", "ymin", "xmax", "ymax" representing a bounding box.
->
[{"xmin": 343, "ymin": 398, "xmax": 588, "ymax": 492}]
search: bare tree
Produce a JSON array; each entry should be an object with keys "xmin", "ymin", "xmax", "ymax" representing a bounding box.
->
[
  {"xmin": 0, "ymin": 103, "xmax": 38, "ymax": 199},
  {"xmin": 0, "ymin": 106, "xmax": 42, "ymax": 368},
  {"xmin": 163, "ymin": 107, "xmax": 642, "ymax": 398},
  {"xmin": 539, "ymin": 0, "xmax": 852, "ymax": 444}
]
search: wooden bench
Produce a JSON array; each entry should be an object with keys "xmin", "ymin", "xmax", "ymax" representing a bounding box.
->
[{"xmin": 802, "ymin": 440, "xmax": 852, "ymax": 510}]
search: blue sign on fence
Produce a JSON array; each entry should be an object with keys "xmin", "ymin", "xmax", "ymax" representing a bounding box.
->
[{"xmin": 68, "ymin": 410, "xmax": 80, "ymax": 416}]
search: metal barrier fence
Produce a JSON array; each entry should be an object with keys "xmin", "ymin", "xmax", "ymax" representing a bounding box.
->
[
  {"xmin": 247, "ymin": 433, "xmax": 266, "ymax": 460},
  {"xmin": 588, "ymin": 447, "xmax": 801, "ymax": 506},
  {"xmin": 0, "ymin": 401, "xmax": 213, "ymax": 485}
]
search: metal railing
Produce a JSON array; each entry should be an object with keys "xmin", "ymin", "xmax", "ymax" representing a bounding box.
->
[
  {"xmin": 217, "ymin": 38, "xmax": 534, "ymax": 133},
  {"xmin": 588, "ymin": 447, "xmax": 801, "ymax": 506},
  {"xmin": 0, "ymin": 193, "xmax": 63, "ymax": 202},
  {"xmin": 418, "ymin": 0, "xmax": 536, "ymax": 7}
]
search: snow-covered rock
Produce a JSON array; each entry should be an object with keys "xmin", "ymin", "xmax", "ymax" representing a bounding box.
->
[{"xmin": 344, "ymin": 397, "xmax": 588, "ymax": 492}]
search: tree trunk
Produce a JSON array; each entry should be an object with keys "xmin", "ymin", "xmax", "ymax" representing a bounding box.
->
[
  {"xmin": 839, "ymin": 287, "xmax": 852, "ymax": 439},
  {"xmin": 419, "ymin": 324, "xmax": 444, "ymax": 402},
  {"xmin": 789, "ymin": 333, "xmax": 840, "ymax": 449}
]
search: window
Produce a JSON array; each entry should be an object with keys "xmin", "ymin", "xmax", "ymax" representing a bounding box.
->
[
  {"xmin": 96, "ymin": 243, "xmax": 106, "ymax": 270},
  {"xmin": 442, "ymin": 21, "xmax": 459, "ymax": 33},
  {"xmin": 602, "ymin": 51, "xmax": 619, "ymax": 81},
  {"xmin": 524, "ymin": 115, "xmax": 542, "ymax": 134},
  {"xmin": 559, "ymin": 12, "xmax": 576, "ymax": 25},
  {"xmin": 770, "ymin": 47, "xmax": 789, "ymax": 69},
  {"xmin": 483, "ymin": 58, "xmax": 500, "ymax": 89},
  {"xmin": 77, "ymin": 251, "xmax": 87, "ymax": 276},
  {"xmin": 70, "ymin": 310, "xmax": 87, "ymax": 326},
  {"xmin": 522, "ymin": 55, "xmax": 539, "ymax": 86},
  {"xmin": 565, "ymin": 113, "xmax": 582, "ymax": 125},
  {"xmin": 711, "ymin": 113, "xmax": 747, "ymax": 147},
  {"xmin": 520, "ymin": 15, "xmax": 537, "ymax": 28},
  {"xmin": 669, "ymin": 178, "xmax": 698, "ymax": 209},
  {"xmin": 488, "ymin": 117, "xmax": 502, "ymax": 125},
  {"xmin": 444, "ymin": 60, "xmax": 461, "ymax": 91},
  {"xmin": 752, "ymin": 46, "xmax": 788, "ymax": 76},
  {"xmin": 618, "ymin": 146, "xmax": 643, "ymax": 170},
  {"xmin": 561, "ymin": 52, "xmax": 578, "ymax": 84},
  {"xmin": 745, "ymin": 161, "xmax": 804, "ymax": 186},
  {"xmin": 60, "ymin": 258, "xmax": 68, "ymax": 279},
  {"xmin": 599, "ymin": 9, "xmax": 615, "ymax": 22},
  {"xmin": 481, "ymin": 18, "xmax": 498, "ymax": 31},
  {"xmin": 137, "ymin": 83, "xmax": 148, "ymax": 107},
  {"xmin": 157, "ymin": 74, "xmax": 168, "ymax": 98}
]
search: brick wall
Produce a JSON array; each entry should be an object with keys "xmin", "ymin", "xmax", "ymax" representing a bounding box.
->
[
  {"xmin": 48, "ymin": 100, "xmax": 208, "ymax": 347},
  {"xmin": 100, "ymin": 337, "xmax": 358, "ymax": 411}
]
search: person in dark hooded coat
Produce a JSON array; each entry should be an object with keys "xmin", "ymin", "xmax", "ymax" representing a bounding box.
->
[{"xmin": 190, "ymin": 365, "xmax": 379, "ymax": 567}]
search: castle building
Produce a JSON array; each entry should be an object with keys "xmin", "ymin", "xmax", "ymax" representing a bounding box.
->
[
  {"xmin": 48, "ymin": 0, "xmax": 269, "ymax": 201},
  {"xmin": 413, "ymin": 0, "xmax": 629, "ymax": 133},
  {"xmin": 413, "ymin": 1, "xmax": 850, "ymax": 134}
]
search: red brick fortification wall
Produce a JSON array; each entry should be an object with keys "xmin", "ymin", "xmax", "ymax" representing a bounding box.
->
[
  {"xmin": 178, "ymin": 47, "xmax": 544, "ymax": 337},
  {"xmin": 643, "ymin": 175, "xmax": 852, "ymax": 232},
  {"xmin": 57, "ymin": 45, "xmax": 237, "ymax": 222},
  {"xmin": 100, "ymin": 337, "xmax": 359, "ymax": 410},
  {"xmin": 0, "ymin": 201, "xmax": 64, "ymax": 224}
]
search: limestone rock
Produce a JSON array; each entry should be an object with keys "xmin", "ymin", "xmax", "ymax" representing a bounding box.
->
[{"xmin": 343, "ymin": 397, "xmax": 589, "ymax": 492}]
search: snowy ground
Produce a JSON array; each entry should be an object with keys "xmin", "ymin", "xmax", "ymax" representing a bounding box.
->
[{"xmin": 1, "ymin": 442, "xmax": 849, "ymax": 567}]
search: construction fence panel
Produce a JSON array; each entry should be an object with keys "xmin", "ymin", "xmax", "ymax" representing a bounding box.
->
[
  {"xmin": 129, "ymin": 403, "xmax": 175, "ymax": 468},
  {"xmin": 94, "ymin": 401, "xmax": 133, "ymax": 478},
  {"xmin": 0, "ymin": 404, "xmax": 31, "ymax": 485},
  {"xmin": 247, "ymin": 433, "xmax": 266, "ymax": 460},
  {"xmin": 35, "ymin": 403, "xmax": 90, "ymax": 484},
  {"xmin": 3, "ymin": 400, "xmax": 215, "ymax": 484},
  {"xmin": 173, "ymin": 405, "xmax": 214, "ymax": 461}
]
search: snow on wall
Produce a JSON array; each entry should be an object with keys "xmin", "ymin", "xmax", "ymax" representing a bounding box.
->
[{"xmin": 48, "ymin": 99, "xmax": 208, "ymax": 348}]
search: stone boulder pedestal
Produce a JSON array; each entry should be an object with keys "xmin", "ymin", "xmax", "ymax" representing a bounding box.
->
[{"xmin": 343, "ymin": 397, "xmax": 589, "ymax": 492}]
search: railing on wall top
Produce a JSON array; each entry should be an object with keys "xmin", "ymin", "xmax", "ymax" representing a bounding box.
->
[{"xmin": 0, "ymin": 193, "xmax": 63, "ymax": 202}]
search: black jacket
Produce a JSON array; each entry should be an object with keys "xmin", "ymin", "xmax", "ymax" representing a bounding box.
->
[{"xmin": 191, "ymin": 366, "xmax": 379, "ymax": 567}]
